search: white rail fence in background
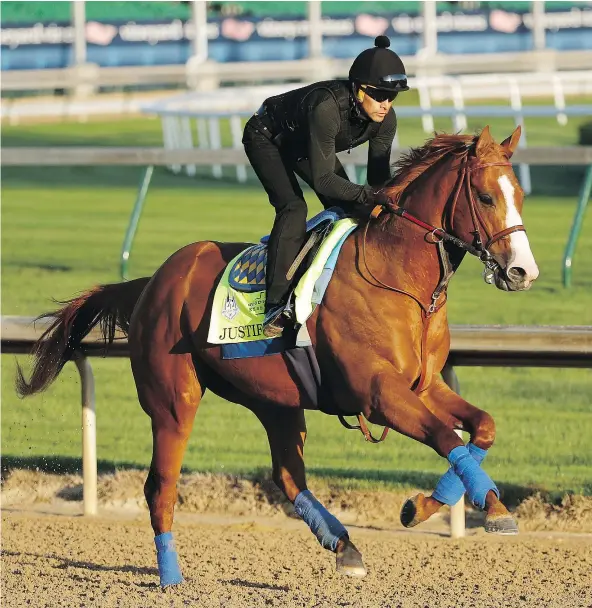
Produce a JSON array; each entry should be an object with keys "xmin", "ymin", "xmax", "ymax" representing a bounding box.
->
[
  {"xmin": 147, "ymin": 105, "xmax": 592, "ymax": 195},
  {"xmin": 1, "ymin": 68, "xmax": 592, "ymax": 132},
  {"xmin": 131, "ymin": 71, "xmax": 592, "ymax": 195},
  {"xmin": 3, "ymin": 315, "xmax": 592, "ymax": 536},
  {"xmin": 4, "ymin": 145, "xmax": 591, "ymax": 208},
  {"xmin": 2, "ymin": 49, "xmax": 591, "ymax": 95},
  {"xmin": 4, "ymin": 146, "xmax": 592, "ymax": 168}
]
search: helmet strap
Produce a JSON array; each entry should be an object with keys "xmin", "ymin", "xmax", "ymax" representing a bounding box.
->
[
  {"xmin": 349, "ymin": 81, "xmax": 369, "ymax": 121},
  {"xmin": 356, "ymin": 85, "xmax": 365, "ymax": 103}
]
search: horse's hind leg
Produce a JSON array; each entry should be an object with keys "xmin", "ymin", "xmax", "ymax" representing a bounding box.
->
[
  {"xmin": 250, "ymin": 405, "xmax": 366, "ymax": 578},
  {"xmin": 131, "ymin": 350, "xmax": 203, "ymax": 587},
  {"xmin": 400, "ymin": 376, "xmax": 517, "ymax": 534}
]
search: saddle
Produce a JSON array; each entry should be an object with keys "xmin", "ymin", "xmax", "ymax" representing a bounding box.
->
[
  {"xmin": 228, "ymin": 207, "xmax": 347, "ymax": 302},
  {"xmin": 208, "ymin": 208, "xmax": 357, "ymax": 353}
]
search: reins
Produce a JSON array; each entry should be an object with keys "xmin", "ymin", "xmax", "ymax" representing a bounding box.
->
[
  {"xmin": 341, "ymin": 148, "xmax": 526, "ymax": 443},
  {"xmin": 361, "ymin": 152, "xmax": 525, "ymax": 314}
]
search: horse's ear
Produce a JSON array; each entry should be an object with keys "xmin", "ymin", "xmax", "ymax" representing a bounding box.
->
[
  {"xmin": 500, "ymin": 125, "xmax": 522, "ymax": 159},
  {"xmin": 475, "ymin": 125, "xmax": 493, "ymax": 156}
]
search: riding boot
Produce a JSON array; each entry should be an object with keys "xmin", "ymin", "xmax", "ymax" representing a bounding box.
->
[{"xmin": 264, "ymin": 201, "xmax": 306, "ymax": 337}]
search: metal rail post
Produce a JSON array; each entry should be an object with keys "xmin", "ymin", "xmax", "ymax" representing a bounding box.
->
[
  {"xmin": 441, "ymin": 362, "xmax": 465, "ymax": 538},
  {"xmin": 308, "ymin": 0, "xmax": 323, "ymax": 59},
  {"xmin": 71, "ymin": 1, "xmax": 87, "ymax": 66},
  {"xmin": 563, "ymin": 165, "xmax": 592, "ymax": 288},
  {"xmin": 449, "ymin": 428, "xmax": 466, "ymax": 539},
  {"xmin": 421, "ymin": 0, "xmax": 438, "ymax": 58},
  {"xmin": 74, "ymin": 353, "xmax": 97, "ymax": 516},
  {"xmin": 192, "ymin": 0, "xmax": 208, "ymax": 63},
  {"xmin": 120, "ymin": 165, "xmax": 154, "ymax": 281},
  {"xmin": 531, "ymin": 0, "xmax": 546, "ymax": 52}
]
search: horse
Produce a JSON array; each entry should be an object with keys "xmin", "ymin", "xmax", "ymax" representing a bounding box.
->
[{"xmin": 17, "ymin": 126, "xmax": 539, "ymax": 585}]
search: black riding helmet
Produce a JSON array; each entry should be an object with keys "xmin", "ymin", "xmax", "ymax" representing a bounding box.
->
[{"xmin": 349, "ymin": 35, "xmax": 409, "ymax": 93}]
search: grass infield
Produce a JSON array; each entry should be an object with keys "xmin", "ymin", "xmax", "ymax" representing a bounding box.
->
[{"xmin": 2, "ymin": 117, "xmax": 591, "ymax": 500}]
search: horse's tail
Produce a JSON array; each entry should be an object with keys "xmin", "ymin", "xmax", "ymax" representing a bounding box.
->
[{"xmin": 16, "ymin": 277, "xmax": 150, "ymax": 398}]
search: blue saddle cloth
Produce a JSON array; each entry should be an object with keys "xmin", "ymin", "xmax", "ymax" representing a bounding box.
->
[
  {"xmin": 228, "ymin": 244, "xmax": 267, "ymax": 293},
  {"xmin": 228, "ymin": 207, "xmax": 347, "ymax": 294}
]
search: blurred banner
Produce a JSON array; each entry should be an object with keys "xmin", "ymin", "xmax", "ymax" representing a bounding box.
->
[{"xmin": 2, "ymin": 5, "xmax": 592, "ymax": 70}]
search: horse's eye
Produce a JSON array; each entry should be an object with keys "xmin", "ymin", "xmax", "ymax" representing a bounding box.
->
[{"xmin": 478, "ymin": 193, "xmax": 494, "ymax": 205}]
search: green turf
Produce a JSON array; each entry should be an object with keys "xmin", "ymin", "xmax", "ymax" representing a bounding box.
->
[{"xmin": 1, "ymin": 118, "xmax": 591, "ymax": 500}]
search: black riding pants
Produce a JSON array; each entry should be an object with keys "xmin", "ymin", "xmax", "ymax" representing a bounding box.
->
[{"xmin": 243, "ymin": 121, "xmax": 356, "ymax": 309}]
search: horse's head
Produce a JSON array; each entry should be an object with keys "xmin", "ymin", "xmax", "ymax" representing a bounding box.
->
[{"xmin": 450, "ymin": 126, "xmax": 539, "ymax": 291}]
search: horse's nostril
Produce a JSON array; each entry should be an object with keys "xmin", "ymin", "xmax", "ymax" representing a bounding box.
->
[{"xmin": 507, "ymin": 266, "xmax": 527, "ymax": 282}]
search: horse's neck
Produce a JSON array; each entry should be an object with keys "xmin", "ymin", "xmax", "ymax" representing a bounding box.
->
[
  {"xmin": 403, "ymin": 159, "xmax": 456, "ymax": 227},
  {"xmin": 365, "ymin": 161, "xmax": 457, "ymax": 307}
]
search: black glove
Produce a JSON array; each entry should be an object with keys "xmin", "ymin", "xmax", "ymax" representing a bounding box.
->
[{"xmin": 369, "ymin": 189, "xmax": 395, "ymax": 209}]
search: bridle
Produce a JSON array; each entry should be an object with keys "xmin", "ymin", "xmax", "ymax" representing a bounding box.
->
[{"xmin": 362, "ymin": 150, "xmax": 526, "ymax": 316}]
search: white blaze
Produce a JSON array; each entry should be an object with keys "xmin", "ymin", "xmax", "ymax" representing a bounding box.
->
[{"xmin": 497, "ymin": 175, "xmax": 539, "ymax": 283}]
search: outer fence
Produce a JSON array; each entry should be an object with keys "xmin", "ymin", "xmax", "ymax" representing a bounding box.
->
[
  {"xmin": 3, "ymin": 69, "xmax": 591, "ymax": 126},
  {"xmin": 2, "ymin": 50, "xmax": 591, "ymax": 96},
  {"xmin": 3, "ymin": 316, "xmax": 592, "ymax": 537}
]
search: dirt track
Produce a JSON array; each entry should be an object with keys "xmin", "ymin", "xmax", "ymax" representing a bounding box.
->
[
  {"xmin": 3, "ymin": 504, "xmax": 592, "ymax": 608},
  {"xmin": 3, "ymin": 471, "xmax": 592, "ymax": 607}
]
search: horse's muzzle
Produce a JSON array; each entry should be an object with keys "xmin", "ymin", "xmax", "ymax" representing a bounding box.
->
[{"xmin": 493, "ymin": 265, "xmax": 536, "ymax": 291}]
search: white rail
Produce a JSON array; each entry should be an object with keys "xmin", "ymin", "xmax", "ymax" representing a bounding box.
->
[
  {"xmin": 3, "ymin": 316, "xmax": 591, "ymax": 532},
  {"xmin": 2, "ymin": 50, "xmax": 591, "ymax": 94},
  {"xmin": 3, "ymin": 146, "xmax": 592, "ymax": 167}
]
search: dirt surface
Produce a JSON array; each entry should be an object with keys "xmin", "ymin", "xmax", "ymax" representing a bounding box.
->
[{"xmin": 2, "ymin": 471, "xmax": 592, "ymax": 607}]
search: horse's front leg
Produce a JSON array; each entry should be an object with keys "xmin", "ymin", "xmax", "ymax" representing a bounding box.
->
[
  {"xmin": 250, "ymin": 405, "xmax": 366, "ymax": 578},
  {"xmin": 399, "ymin": 377, "xmax": 518, "ymax": 534},
  {"xmin": 363, "ymin": 371, "xmax": 504, "ymax": 526}
]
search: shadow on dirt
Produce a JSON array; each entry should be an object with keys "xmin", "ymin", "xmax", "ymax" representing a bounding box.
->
[
  {"xmin": 2, "ymin": 550, "xmax": 157, "ymax": 576},
  {"xmin": 222, "ymin": 579, "xmax": 290, "ymax": 592}
]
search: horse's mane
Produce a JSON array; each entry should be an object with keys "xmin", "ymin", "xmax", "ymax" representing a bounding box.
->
[{"xmin": 385, "ymin": 133, "xmax": 477, "ymax": 207}]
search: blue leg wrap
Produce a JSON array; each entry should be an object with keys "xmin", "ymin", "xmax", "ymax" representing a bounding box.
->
[
  {"xmin": 155, "ymin": 532, "xmax": 184, "ymax": 587},
  {"xmin": 432, "ymin": 443, "xmax": 488, "ymax": 506},
  {"xmin": 294, "ymin": 490, "xmax": 348, "ymax": 552},
  {"xmin": 448, "ymin": 445, "xmax": 499, "ymax": 510}
]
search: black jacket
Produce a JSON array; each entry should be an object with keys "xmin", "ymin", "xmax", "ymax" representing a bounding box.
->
[{"xmin": 256, "ymin": 80, "xmax": 397, "ymax": 205}]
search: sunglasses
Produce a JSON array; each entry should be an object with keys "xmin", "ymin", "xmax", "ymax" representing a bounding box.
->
[{"xmin": 360, "ymin": 86, "xmax": 398, "ymax": 103}]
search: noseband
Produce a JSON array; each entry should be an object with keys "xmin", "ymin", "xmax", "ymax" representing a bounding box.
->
[
  {"xmin": 363, "ymin": 151, "xmax": 526, "ymax": 314},
  {"xmin": 447, "ymin": 155, "xmax": 525, "ymax": 254}
]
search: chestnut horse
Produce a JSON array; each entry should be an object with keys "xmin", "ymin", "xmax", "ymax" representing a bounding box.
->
[{"xmin": 17, "ymin": 126, "xmax": 539, "ymax": 585}]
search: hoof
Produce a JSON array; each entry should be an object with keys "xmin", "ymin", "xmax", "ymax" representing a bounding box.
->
[
  {"xmin": 400, "ymin": 494, "xmax": 423, "ymax": 528},
  {"xmin": 159, "ymin": 571, "xmax": 184, "ymax": 588},
  {"xmin": 336, "ymin": 538, "xmax": 367, "ymax": 578},
  {"xmin": 485, "ymin": 514, "xmax": 519, "ymax": 535},
  {"xmin": 161, "ymin": 577, "xmax": 184, "ymax": 589}
]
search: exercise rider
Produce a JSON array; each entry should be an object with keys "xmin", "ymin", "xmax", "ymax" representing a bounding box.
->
[{"xmin": 242, "ymin": 35, "xmax": 409, "ymax": 337}]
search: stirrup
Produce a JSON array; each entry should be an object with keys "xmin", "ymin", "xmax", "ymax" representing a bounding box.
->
[{"xmin": 262, "ymin": 304, "xmax": 289, "ymax": 338}]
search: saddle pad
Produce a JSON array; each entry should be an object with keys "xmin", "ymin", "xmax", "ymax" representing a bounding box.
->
[
  {"xmin": 228, "ymin": 244, "xmax": 267, "ymax": 293},
  {"xmin": 207, "ymin": 218, "xmax": 357, "ymax": 346}
]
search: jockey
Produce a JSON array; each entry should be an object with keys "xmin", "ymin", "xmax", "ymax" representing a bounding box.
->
[{"xmin": 242, "ymin": 35, "xmax": 409, "ymax": 337}]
